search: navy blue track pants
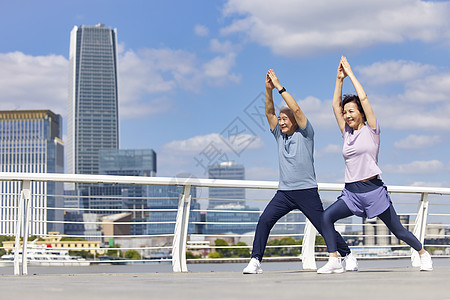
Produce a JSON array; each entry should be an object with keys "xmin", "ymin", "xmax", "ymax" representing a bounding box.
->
[{"xmin": 251, "ymin": 188, "xmax": 351, "ymax": 261}]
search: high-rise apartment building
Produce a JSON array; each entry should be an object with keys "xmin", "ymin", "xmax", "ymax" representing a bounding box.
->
[
  {"xmin": 0, "ymin": 110, "xmax": 64, "ymax": 234},
  {"xmin": 67, "ymin": 24, "xmax": 119, "ymax": 178}
]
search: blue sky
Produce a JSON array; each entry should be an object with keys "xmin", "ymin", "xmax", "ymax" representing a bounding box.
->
[{"xmin": 1, "ymin": 0, "xmax": 450, "ymax": 193}]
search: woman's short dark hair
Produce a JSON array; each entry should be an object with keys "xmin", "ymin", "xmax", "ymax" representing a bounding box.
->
[{"xmin": 342, "ymin": 94, "xmax": 366, "ymax": 122}]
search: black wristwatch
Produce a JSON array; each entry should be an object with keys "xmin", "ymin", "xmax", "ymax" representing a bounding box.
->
[{"xmin": 278, "ymin": 87, "xmax": 286, "ymax": 94}]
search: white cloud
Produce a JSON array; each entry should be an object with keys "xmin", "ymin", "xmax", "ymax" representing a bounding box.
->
[
  {"xmin": 401, "ymin": 73, "xmax": 450, "ymax": 104},
  {"xmin": 194, "ymin": 25, "xmax": 209, "ymax": 37},
  {"xmin": 295, "ymin": 97, "xmax": 334, "ymax": 128},
  {"xmin": 410, "ymin": 181, "xmax": 444, "ymax": 188},
  {"xmin": 118, "ymin": 48, "xmax": 241, "ymax": 118},
  {"xmin": 346, "ymin": 59, "xmax": 450, "ymax": 131},
  {"xmin": 315, "ymin": 144, "xmax": 342, "ymax": 157},
  {"xmin": 210, "ymin": 39, "xmax": 240, "ymax": 54},
  {"xmin": 161, "ymin": 133, "xmax": 264, "ymax": 156},
  {"xmin": 371, "ymin": 94, "xmax": 450, "ymax": 131},
  {"xmin": 394, "ymin": 134, "xmax": 441, "ymax": 149},
  {"xmin": 357, "ymin": 60, "xmax": 437, "ymax": 85},
  {"xmin": 0, "ymin": 51, "xmax": 68, "ymax": 116},
  {"xmin": 383, "ymin": 160, "xmax": 444, "ymax": 174},
  {"xmin": 202, "ymin": 53, "xmax": 241, "ymax": 86},
  {"xmin": 157, "ymin": 133, "xmax": 265, "ymax": 177},
  {"xmin": 221, "ymin": 0, "xmax": 450, "ymax": 57}
]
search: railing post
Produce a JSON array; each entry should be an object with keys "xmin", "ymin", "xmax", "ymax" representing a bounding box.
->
[
  {"xmin": 14, "ymin": 180, "xmax": 31, "ymax": 275},
  {"xmin": 172, "ymin": 185, "xmax": 192, "ymax": 272},
  {"xmin": 300, "ymin": 219, "xmax": 317, "ymax": 270},
  {"xmin": 411, "ymin": 192, "xmax": 429, "ymax": 267}
]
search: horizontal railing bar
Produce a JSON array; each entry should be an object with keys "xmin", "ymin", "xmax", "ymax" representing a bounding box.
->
[
  {"xmin": 2, "ymin": 172, "xmax": 450, "ymax": 194},
  {"xmin": 33, "ymin": 220, "xmax": 177, "ymax": 225},
  {"xmin": 34, "ymin": 234, "xmax": 175, "ymax": 238}
]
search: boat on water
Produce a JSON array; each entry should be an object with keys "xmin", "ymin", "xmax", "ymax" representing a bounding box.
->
[{"xmin": 0, "ymin": 242, "xmax": 90, "ymax": 267}]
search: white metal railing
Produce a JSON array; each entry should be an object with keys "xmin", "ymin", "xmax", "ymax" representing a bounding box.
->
[{"xmin": 0, "ymin": 172, "xmax": 449, "ymax": 275}]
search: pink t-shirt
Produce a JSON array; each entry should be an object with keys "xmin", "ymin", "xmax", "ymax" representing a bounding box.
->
[{"xmin": 342, "ymin": 121, "xmax": 382, "ymax": 183}]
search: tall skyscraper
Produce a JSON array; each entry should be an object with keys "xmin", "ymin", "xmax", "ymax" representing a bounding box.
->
[
  {"xmin": 67, "ymin": 24, "xmax": 119, "ymax": 178},
  {"xmin": 208, "ymin": 161, "xmax": 245, "ymax": 208},
  {"xmin": 0, "ymin": 110, "xmax": 64, "ymax": 234}
]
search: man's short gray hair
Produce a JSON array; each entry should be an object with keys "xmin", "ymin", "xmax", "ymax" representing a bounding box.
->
[{"xmin": 279, "ymin": 106, "xmax": 294, "ymax": 117}]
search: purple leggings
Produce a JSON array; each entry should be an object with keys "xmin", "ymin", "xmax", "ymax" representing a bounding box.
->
[{"xmin": 322, "ymin": 199, "xmax": 422, "ymax": 253}]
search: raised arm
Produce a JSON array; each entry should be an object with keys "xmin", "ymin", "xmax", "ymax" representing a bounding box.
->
[
  {"xmin": 341, "ymin": 57, "xmax": 376, "ymax": 130},
  {"xmin": 267, "ymin": 69, "xmax": 307, "ymax": 129},
  {"xmin": 333, "ymin": 58, "xmax": 346, "ymax": 133},
  {"xmin": 265, "ymin": 72, "xmax": 278, "ymax": 131}
]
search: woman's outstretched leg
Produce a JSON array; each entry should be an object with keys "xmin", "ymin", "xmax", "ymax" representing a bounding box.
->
[{"xmin": 377, "ymin": 204, "xmax": 433, "ymax": 271}]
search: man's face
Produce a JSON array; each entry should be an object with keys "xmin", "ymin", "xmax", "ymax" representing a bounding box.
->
[{"xmin": 278, "ymin": 112, "xmax": 297, "ymax": 135}]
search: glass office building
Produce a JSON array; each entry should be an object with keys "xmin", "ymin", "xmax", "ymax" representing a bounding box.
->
[
  {"xmin": 98, "ymin": 150, "xmax": 199, "ymax": 235},
  {"xmin": 146, "ymin": 184, "xmax": 200, "ymax": 235},
  {"xmin": 98, "ymin": 149, "xmax": 157, "ymax": 235},
  {"xmin": 206, "ymin": 162, "xmax": 260, "ymax": 234},
  {"xmin": 0, "ymin": 110, "xmax": 64, "ymax": 235},
  {"xmin": 67, "ymin": 24, "xmax": 119, "ymax": 178},
  {"xmin": 208, "ymin": 161, "xmax": 245, "ymax": 208}
]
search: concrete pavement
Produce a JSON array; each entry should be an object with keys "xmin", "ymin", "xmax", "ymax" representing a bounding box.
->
[{"xmin": 0, "ymin": 259, "xmax": 449, "ymax": 300}]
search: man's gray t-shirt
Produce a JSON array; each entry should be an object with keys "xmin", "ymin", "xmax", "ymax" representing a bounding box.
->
[{"xmin": 271, "ymin": 121, "xmax": 318, "ymax": 191}]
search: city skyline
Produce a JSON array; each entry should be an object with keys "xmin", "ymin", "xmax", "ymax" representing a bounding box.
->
[{"xmin": 0, "ymin": 0, "xmax": 449, "ymax": 190}]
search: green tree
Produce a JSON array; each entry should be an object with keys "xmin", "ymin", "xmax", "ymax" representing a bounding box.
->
[
  {"xmin": 214, "ymin": 239, "xmax": 231, "ymax": 257},
  {"xmin": 60, "ymin": 237, "xmax": 86, "ymax": 242},
  {"xmin": 186, "ymin": 251, "xmax": 201, "ymax": 259},
  {"xmin": 231, "ymin": 242, "xmax": 250, "ymax": 258},
  {"xmin": 208, "ymin": 251, "xmax": 222, "ymax": 258},
  {"xmin": 265, "ymin": 237, "xmax": 302, "ymax": 257},
  {"xmin": 124, "ymin": 250, "xmax": 141, "ymax": 259},
  {"xmin": 69, "ymin": 250, "xmax": 94, "ymax": 259},
  {"xmin": 0, "ymin": 236, "xmax": 15, "ymax": 257},
  {"xmin": 209, "ymin": 239, "xmax": 251, "ymax": 258},
  {"xmin": 314, "ymin": 236, "xmax": 326, "ymax": 253},
  {"xmin": 107, "ymin": 244, "xmax": 123, "ymax": 257}
]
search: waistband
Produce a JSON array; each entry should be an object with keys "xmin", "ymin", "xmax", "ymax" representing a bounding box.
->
[{"xmin": 344, "ymin": 178, "xmax": 384, "ymax": 193}]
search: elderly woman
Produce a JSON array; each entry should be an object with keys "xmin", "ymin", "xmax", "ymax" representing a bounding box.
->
[{"xmin": 317, "ymin": 57, "xmax": 433, "ymax": 274}]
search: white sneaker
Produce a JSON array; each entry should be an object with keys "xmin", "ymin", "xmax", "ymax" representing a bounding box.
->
[
  {"xmin": 317, "ymin": 257, "xmax": 344, "ymax": 274},
  {"xmin": 243, "ymin": 258, "xmax": 263, "ymax": 274},
  {"xmin": 419, "ymin": 252, "xmax": 433, "ymax": 271},
  {"xmin": 344, "ymin": 253, "xmax": 358, "ymax": 271}
]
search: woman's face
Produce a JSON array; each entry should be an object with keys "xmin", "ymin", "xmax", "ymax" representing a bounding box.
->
[
  {"xmin": 278, "ymin": 112, "xmax": 298, "ymax": 135},
  {"xmin": 343, "ymin": 102, "xmax": 364, "ymax": 130}
]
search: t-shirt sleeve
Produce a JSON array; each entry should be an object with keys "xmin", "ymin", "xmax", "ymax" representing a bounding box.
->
[
  {"xmin": 367, "ymin": 120, "xmax": 380, "ymax": 135},
  {"xmin": 297, "ymin": 119, "xmax": 314, "ymax": 139},
  {"xmin": 271, "ymin": 123, "xmax": 281, "ymax": 139}
]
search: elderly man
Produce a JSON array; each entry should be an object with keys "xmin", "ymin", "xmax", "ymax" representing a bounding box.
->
[{"xmin": 243, "ymin": 69, "xmax": 357, "ymax": 274}]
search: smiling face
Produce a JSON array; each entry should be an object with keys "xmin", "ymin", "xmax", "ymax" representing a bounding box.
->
[
  {"xmin": 278, "ymin": 111, "xmax": 298, "ymax": 135},
  {"xmin": 343, "ymin": 101, "xmax": 365, "ymax": 130}
]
